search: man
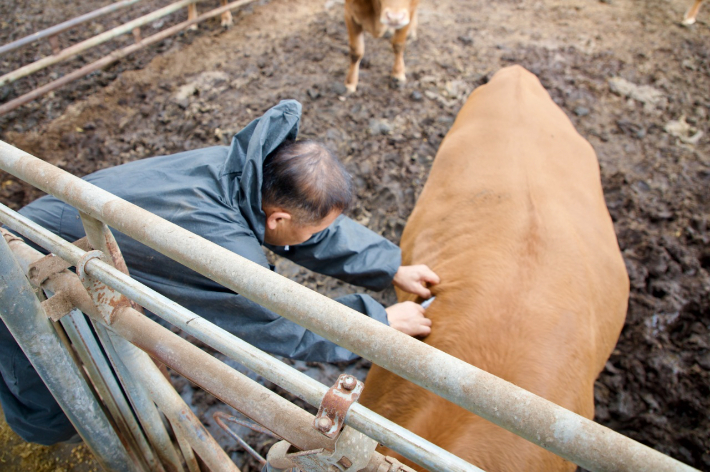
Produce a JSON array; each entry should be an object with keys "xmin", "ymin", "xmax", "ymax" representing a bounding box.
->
[{"xmin": 1, "ymin": 99, "xmax": 439, "ymax": 444}]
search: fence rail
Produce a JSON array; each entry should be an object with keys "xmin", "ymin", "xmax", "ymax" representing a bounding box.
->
[
  {"xmin": 0, "ymin": 139, "xmax": 700, "ymax": 472},
  {"xmin": 0, "ymin": 0, "xmax": 256, "ymax": 115},
  {"xmin": 0, "ymin": 0, "xmax": 145, "ymax": 57}
]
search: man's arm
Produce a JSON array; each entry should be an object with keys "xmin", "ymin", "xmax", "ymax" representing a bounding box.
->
[
  {"xmin": 265, "ymin": 214, "xmax": 402, "ymax": 291},
  {"xmin": 266, "ymin": 215, "xmax": 440, "ymax": 338},
  {"xmin": 17, "ymin": 196, "xmax": 380, "ymax": 363}
]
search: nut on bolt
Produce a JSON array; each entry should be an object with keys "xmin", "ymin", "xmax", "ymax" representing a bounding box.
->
[
  {"xmin": 342, "ymin": 375, "xmax": 357, "ymax": 391},
  {"xmin": 316, "ymin": 416, "xmax": 333, "ymax": 432}
]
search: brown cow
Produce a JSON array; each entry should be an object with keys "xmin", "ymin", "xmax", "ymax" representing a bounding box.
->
[
  {"xmin": 344, "ymin": 0, "xmax": 420, "ymax": 93},
  {"xmin": 359, "ymin": 65, "xmax": 630, "ymax": 472},
  {"xmin": 683, "ymin": 0, "xmax": 705, "ymax": 24},
  {"xmin": 188, "ymin": 0, "xmax": 234, "ymax": 29}
]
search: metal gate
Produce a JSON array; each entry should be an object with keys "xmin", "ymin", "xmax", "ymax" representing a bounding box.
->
[{"xmin": 0, "ymin": 141, "xmax": 700, "ymax": 472}]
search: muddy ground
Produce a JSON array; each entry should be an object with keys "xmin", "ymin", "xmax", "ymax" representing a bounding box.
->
[{"xmin": 0, "ymin": 0, "xmax": 708, "ymax": 470}]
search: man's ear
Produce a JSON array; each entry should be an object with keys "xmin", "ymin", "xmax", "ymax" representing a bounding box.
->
[{"xmin": 264, "ymin": 208, "xmax": 292, "ymax": 230}]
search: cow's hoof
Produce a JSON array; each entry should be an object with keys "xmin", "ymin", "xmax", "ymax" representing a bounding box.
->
[
  {"xmin": 389, "ymin": 76, "xmax": 406, "ymax": 89},
  {"xmin": 681, "ymin": 17, "xmax": 696, "ymax": 25},
  {"xmin": 345, "ymin": 83, "xmax": 357, "ymax": 94}
]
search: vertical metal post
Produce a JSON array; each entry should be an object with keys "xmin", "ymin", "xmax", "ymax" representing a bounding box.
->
[
  {"xmin": 61, "ymin": 310, "xmax": 161, "ymax": 471},
  {"xmin": 92, "ymin": 323, "xmax": 171, "ymax": 472},
  {"xmin": 0, "ymin": 236, "xmax": 136, "ymax": 472}
]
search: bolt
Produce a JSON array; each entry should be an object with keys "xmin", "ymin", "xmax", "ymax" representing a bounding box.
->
[
  {"xmin": 317, "ymin": 416, "xmax": 333, "ymax": 432},
  {"xmin": 342, "ymin": 375, "xmax": 357, "ymax": 391}
]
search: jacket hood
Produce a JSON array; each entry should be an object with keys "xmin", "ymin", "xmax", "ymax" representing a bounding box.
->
[{"xmin": 222, "ymin": 100, "xmax": 302, "ymax": 242}]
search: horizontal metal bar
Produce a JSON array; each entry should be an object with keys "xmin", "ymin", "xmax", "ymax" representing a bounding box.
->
[
  {"xmin": 0, "ymin": 0, "xmax": 144, "ymax": 56},
  {"xmin": 0, "ymin": 0, "xmax": 199, "ymax": 88},
  {"xmin": 0, "ymin": 201, "xmax": 481, "ymax": 471},
  {"xmin": 0, "ymin": 141, "xmax": 699, "ymax": 472},
  {"xmin": 0, "ymin": 0, "xmax": 258, "ymax": 116}
]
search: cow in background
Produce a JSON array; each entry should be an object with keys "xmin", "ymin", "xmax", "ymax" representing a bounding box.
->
[
  {"xmin": 344, "ymin": 0, "xmax": 420, "ymax": 93},
  {"xmin": 683, "ymin": 0, "xmax": 705, "ymax": 24},
  {"xmin": 188, "ymin": 0, "xmax": 234, "ymax": 29},
  {"xmin": 359, "ymin": 65, "xmax": 630, "ymax": 471}
]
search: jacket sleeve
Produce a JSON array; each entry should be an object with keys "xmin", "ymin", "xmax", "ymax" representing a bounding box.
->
[
  {"xmin": 265, "ymin": 215, "xmax": 402, "ymax": 291},
  {"xmin": 141, "ymin": 271, "xmax": 389, "ymax": 363}
]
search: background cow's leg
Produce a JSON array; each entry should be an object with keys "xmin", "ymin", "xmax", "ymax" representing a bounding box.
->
[
  {"xmin": 345, "ymin": 14, "xmax": 365, "ymax": 93},
  {"xmin": 220, "ymin": 0, "xmax": 234, "ymax": 28},
  {"xmin": 390, "ymin": 26, "xmax": 409, "ymax": 87},
  {"xmin": 683, "ymin": 0, "xmax": 704, "ymax": 24},
  {"xmin": 187, "ymin": 3, "xmax": 198, "ymax": 31},
  {"xmin": 408, "ymin": 9, "xmax": 418, "ymax": 40}
]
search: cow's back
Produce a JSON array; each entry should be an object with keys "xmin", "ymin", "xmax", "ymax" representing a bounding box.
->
[{"xmin": 359, "ymin": 65, "xmax": 629, "ymax": 472}]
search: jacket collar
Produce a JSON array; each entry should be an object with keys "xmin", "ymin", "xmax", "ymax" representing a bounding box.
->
[{"xmin": 222, "ymin": 100, "xmax": 302, "ymax": 243}]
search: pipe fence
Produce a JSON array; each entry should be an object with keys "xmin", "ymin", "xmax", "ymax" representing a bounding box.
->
[
  {"xmin": 0, "ymin": 0, "xmax": 257, "ymax": 115},
  {"xmin": 0, "ymin": 140, "xmax": 700, "ymax": 472}
]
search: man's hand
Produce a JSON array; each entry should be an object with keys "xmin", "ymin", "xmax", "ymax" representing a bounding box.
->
[
  {"xmin": 386, "ymin": 301, "xmax": 432, "ymax": 337},
  {"xmin": 393, "ymin": 264, "xmax": 440, "ymax": 299}
]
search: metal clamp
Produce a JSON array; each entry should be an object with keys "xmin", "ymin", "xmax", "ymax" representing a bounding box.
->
[
  {"xmin": 314, "ymin": 374, "xmax": 364, "ymax": 439},
  {"xmin": 41, "ymin": 291, "xmax": 75, "ymax": 322},
  {"xmin": 0, "ymin": 228, "xmax": 24, "ymax": 244},
  {"xmin": 266, "ymin": 426, "xmax": 378, "ymax": 472},
  {"xmin": 28, "ymin": 254, "xmax": 72, "ymax": 287},
  {"xmin": 26, "ymin": 236, "xmax": 92, "ymax": 287}
]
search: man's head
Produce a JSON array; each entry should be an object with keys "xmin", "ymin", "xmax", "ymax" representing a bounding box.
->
[{"xmin": 261, "ymin": 140, "xmax": 352, "ymax": 246}]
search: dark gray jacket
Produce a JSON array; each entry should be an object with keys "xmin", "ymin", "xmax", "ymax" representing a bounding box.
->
[{"xmin": 19, "ymin": 100, "xmax": 401, "ymax": 362}]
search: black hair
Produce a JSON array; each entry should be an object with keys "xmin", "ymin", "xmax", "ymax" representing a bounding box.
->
[{"xmin": 262, "ymin": 139, "xmax": 353, "ymax": 224}]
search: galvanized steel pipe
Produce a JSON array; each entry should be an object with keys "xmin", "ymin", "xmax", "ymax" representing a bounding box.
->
[
  {"xmin": 0, "ymin": 0, "xmax": 144, "ymax": 56},
  {"xmin": 4, "ymin": 223, "xmax": 237, "ymax": 471},
  {"xmin": 0, "ymin": 141, "xmax": 699, "ymax": 472},
  {"xmin": 0, "ymin": 0, "xmax": 258, "ymax": 115},
  {"xmin": 103, "ymin": 324, "xmax": 237, "ymax": 472},
  {"xmin": 0, "ymin": 236, "xmax": 137, "ymax": 472},
  {"xmin": 95, "ymin": 325, "xmax": 177, "ymax": 472},
  {"xmin": 0, "ymin": 0, "xmax": 198, "ymax": 88},
  {"xmin": 61, "ymin": 310, "xmax": 163, "ymax": 470}
]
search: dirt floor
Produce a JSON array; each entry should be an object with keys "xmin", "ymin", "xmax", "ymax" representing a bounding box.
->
[{"xmin": 0, "ymin": 0, "xmax": 709, "ymax": 470}]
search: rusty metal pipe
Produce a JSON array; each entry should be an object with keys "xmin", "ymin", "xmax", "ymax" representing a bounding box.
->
[
  {"xmin": 0, "ymin": 236, "xmax": 138, "ymax": 472},
  {"xmin": 94, "ymin": 324, "xmax": 175, "ymax": 472},
  {"xmin": 79, "ymin": 211, "xmax": 235, "ymax": 472},
  {"xmin": 0, "ymin": 206, "xmax": 483, "ymax": 472},
  {"xmin": 0, "ymin": 0, "xmax": 258, "ymax": 115},
  {"xmin": 3, "ymin": 221, "xmax": 421, "ymax": 472},
  {"xmin": 2, "ymin": 228, "xmax": 165, "ymax": 470},
  {"xmin": 0, "ymin": 0, "xmax": 144, "ymax": 56},
  {"xmin": 61, "ymin": 310, "xmax": 164, "ymax": 470},
  {"xmin": 109, "ymin": 304, "xmax": 337, "ymax": 453},
  {"xmin": 4, "ymin": 227, "xmax": 234, "ymax": 472},
  {"xmin": 0, "ymin": 143, "xmax": 699, "ymax": 472},
  {"xmin": 103, "ymin": 324, "xmax": 238, "ymax": 472}
]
